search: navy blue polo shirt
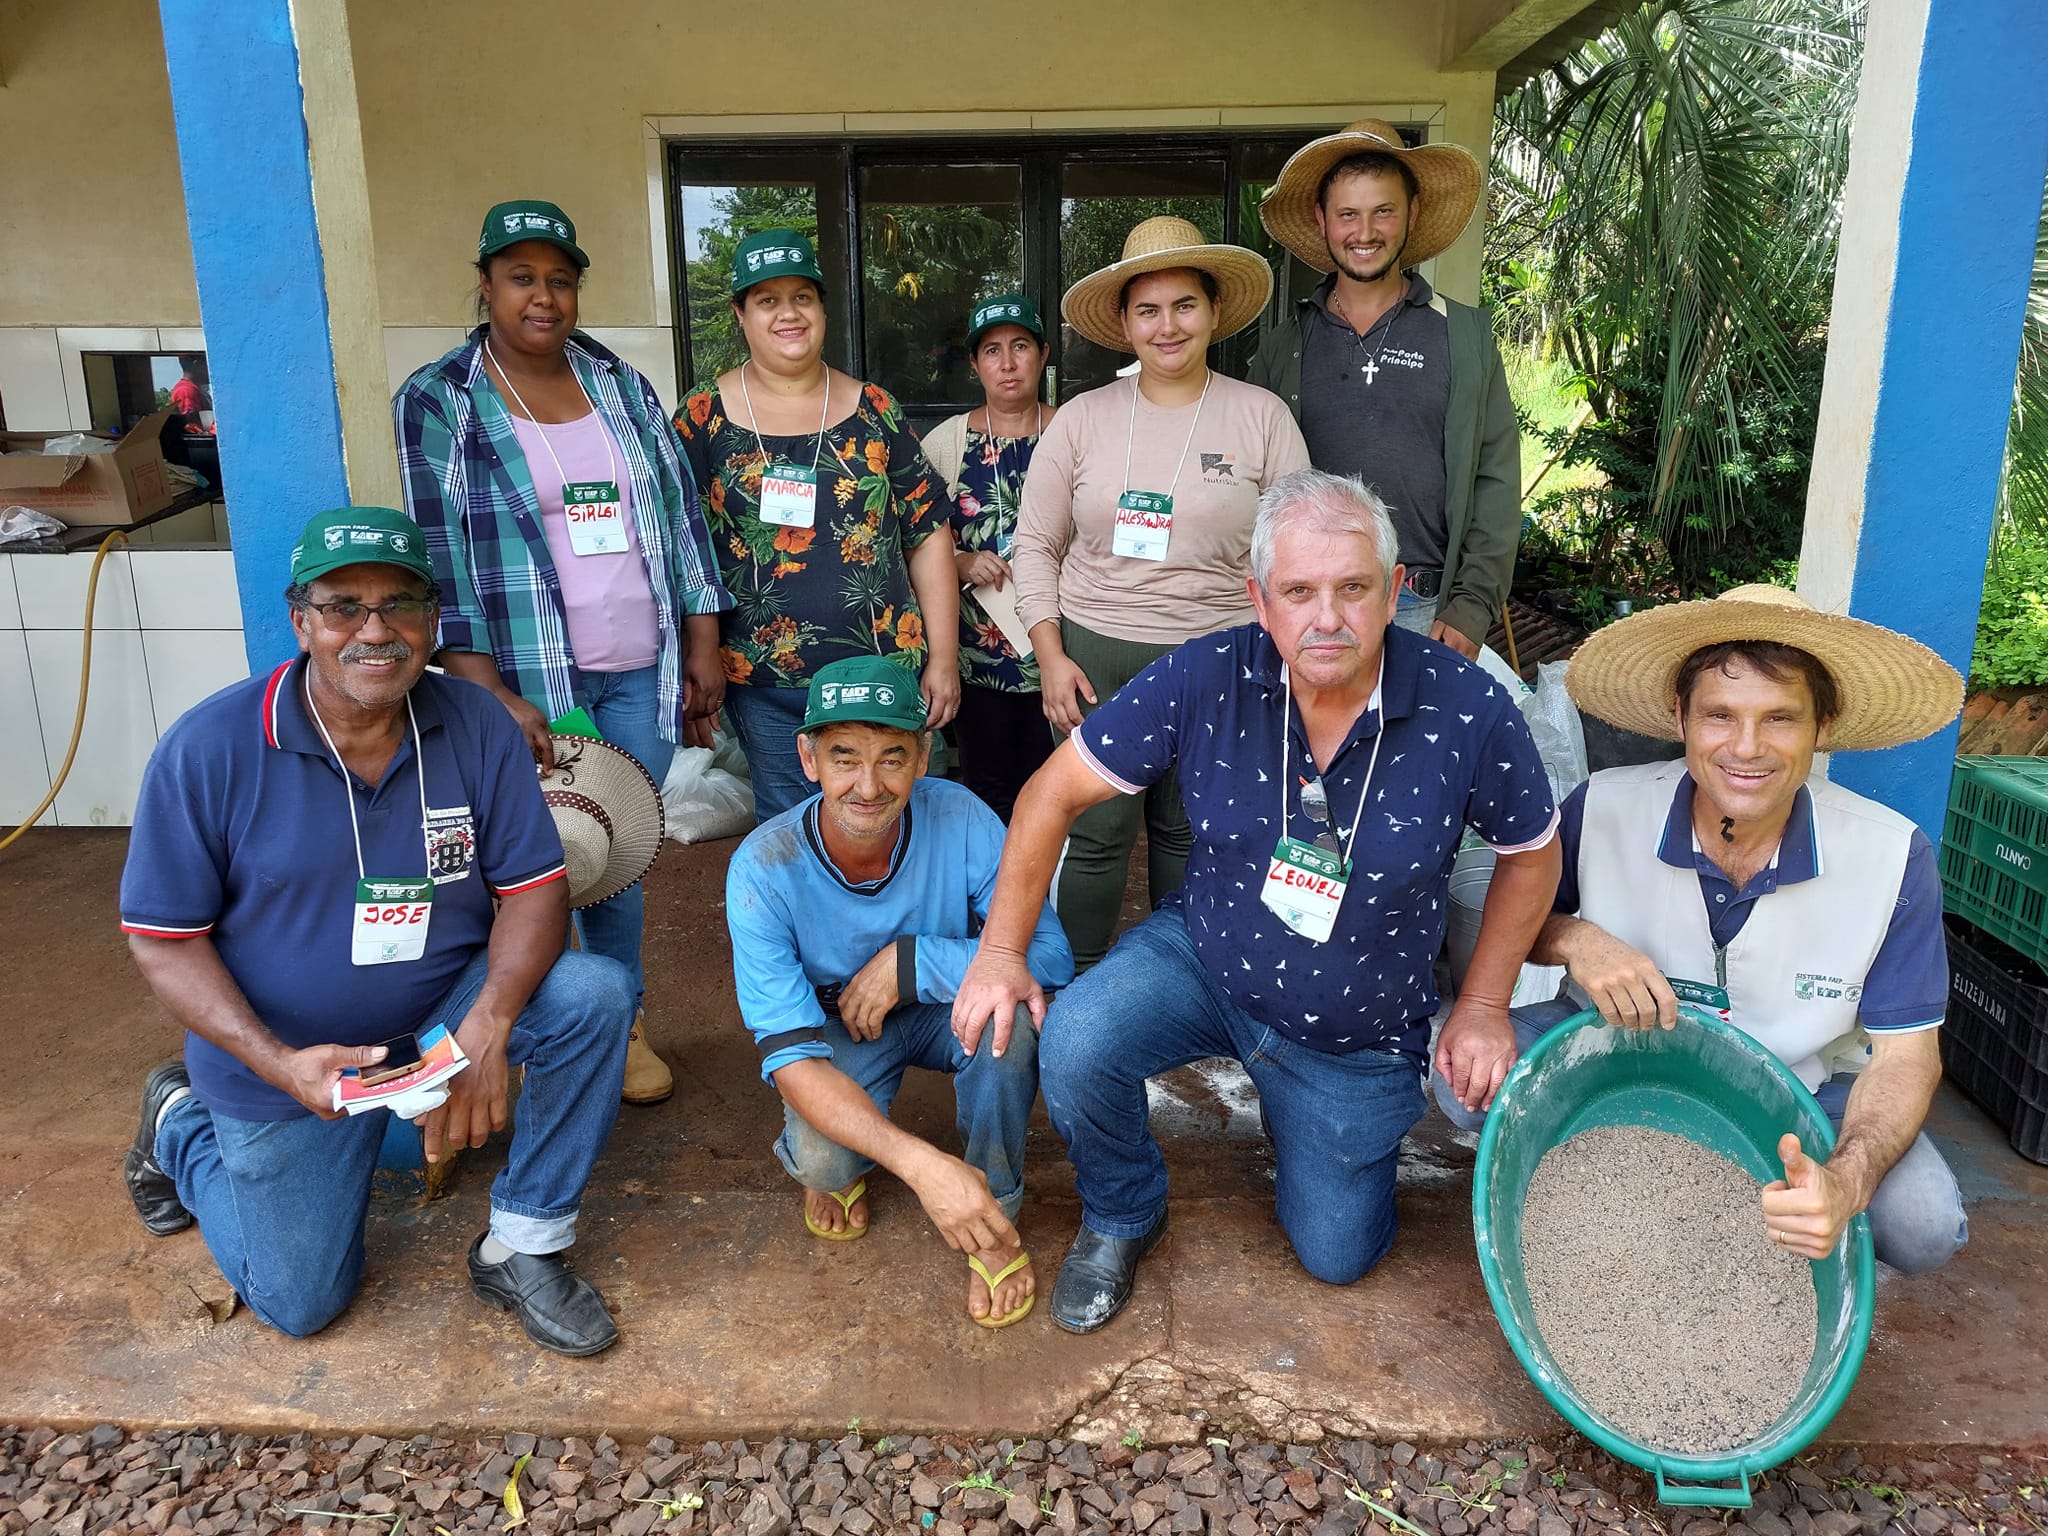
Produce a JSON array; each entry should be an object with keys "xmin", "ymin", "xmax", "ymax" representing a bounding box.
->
[
  {"xmin": 1553, "ymin": 773, "xmax": 1947, "ymax": 1033},
  {"xmin": 120, "ymin": 658, "xmax": 567, "ymax": 1120},
  {"xmin": 1074, "ymin": 623, "xmax": 1558, "ymax": 1058}
]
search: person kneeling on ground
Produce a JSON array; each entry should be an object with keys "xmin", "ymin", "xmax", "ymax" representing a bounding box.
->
[
  {"xmin": 120, "ymin": 507, "xmax": 634, "ymax": 1356},
  {"xmin": 955, "ymin": 468, "xmax": 1562, "ymax": 1333},
  {"xmin": 725, "ymin": 656, "xmax": 1074, "ymax": 1327},
  {"xmin": 1433, "ymin": 585, "xmax": 1969, "ymax": 1274}
]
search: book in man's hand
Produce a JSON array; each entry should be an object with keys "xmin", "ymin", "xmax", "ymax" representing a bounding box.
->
[{"xmin": 332, "ymin": 1023, "xmax": 470, "ymax": 1118}]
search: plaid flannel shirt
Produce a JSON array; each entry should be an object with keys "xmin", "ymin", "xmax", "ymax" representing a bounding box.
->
[{"xmin": 392, "ymin": 328, "xmax": 733, "ymax": 740}]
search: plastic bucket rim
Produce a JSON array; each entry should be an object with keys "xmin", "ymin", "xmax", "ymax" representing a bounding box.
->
[{"xmin": 1470, "ymin": 1004, "xmax": 1879, "ymax": 1494}]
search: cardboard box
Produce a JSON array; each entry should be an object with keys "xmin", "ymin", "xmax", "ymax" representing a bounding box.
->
[{"xmin": 0, "ymin": 410, "xmax": 180, "ymax": 526}]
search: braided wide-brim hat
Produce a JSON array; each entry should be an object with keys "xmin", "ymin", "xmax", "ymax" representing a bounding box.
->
[
  {"xmin": 1565, "ymin": 585, "xmax": 1963, "ymax": 752},
  {"xmin": 1259, "ymin": 118, "xmax": 1481, "ymax": 274},
  {"xmin": 1060, "ymin": 216, "xmax": 1274, "ymax": 354},
  {"xmin": 543, "ymin": 735, "xmax": 667, "ymax": 909}
]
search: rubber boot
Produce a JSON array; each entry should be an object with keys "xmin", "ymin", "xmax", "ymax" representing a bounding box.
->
[{"xmin": 622, "ymin": 1011, "xmax": 674, "ymax": 1105}]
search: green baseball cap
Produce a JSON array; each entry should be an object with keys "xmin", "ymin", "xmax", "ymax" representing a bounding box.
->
[
  {"xmin": 730, "ymin": 228, "xmax": 825, "ymax": 296},
  {"xmin": 289, "ymin": 507, "xmax": 436, "ymax": 588},
  {"xmin": 478, "ymin": 199, "xmax": 589, "ymax": 269},
  {"xmin": 967, "ymin": 293, "xmax": 1045, "ymax": 349},
  {"xmin": 801, "ymin": 656, "xmax": 928, "ymax": 735}
]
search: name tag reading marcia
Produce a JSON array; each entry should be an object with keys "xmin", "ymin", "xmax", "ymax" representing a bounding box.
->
[
  {"xmin": 562, "ymin": 480, "xmax": 627, "ymax": 556},
  {"xmin": 759, "ymin": 464, "xmax": 819, "ymax": 528},
  {"xmin": 1260, "ymin": 836, "xmax": 1350, "ymax": 944},
  {"xmin": 1112, "ymin": 490, "xmax": 1173, "ymax": 561},
  {"xmin": 353, "ymin": 877, "xmax": 433, "ymax": 966}
]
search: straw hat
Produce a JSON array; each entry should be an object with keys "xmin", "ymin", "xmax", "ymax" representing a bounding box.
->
[
  {"xmin": 1060, "ymin": 216, "xmax": 1274, "ymax": 353},
  {"xmin": 1258, "ymin": 119, "xmax": 1481, "ymax": 274},
  {"xmin": 1564, "ymin": 585, "xmax": 1963, "ymax": 752},
  {"xmin": 542, "ymin": 735, "xmax": 668, "ymax": 909}
]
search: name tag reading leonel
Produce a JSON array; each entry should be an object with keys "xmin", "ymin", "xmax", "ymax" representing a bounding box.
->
[
  {"xmin": 353, "ymin": 877, "xmax": 433, "ymax": 966},
  {"xmin": 1260, "ymin": 837, "xmax": 1350, "ymax": 944},
  {"xmin": 759, "ymin": 464, "xmax": 819, "ymax": 528},
  {"xmin": 1112, "ymin": 490, "xmax": 1173, "ymax": 561},
  {"xmin": 562, "ymin": 480, "xmax": 627, "ymax": 555}
]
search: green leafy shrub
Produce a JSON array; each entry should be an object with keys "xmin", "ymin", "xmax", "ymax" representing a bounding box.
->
[{"xmin": 1972, "ymin": 534, "xmax": 2048, "ymax": 688}]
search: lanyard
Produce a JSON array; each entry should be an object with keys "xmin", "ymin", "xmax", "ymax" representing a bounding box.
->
[
  {"xmin": 303, "ymin": 669, "xmax": 431, "ymax": 882},
  {"xmin": 1278, "ymin": 662, "xmax": 1385, "ymax": 868},
  {"xmin": 1121, "ymin": 372, "xmax": 1210, "ymax": 496},
  {"xmin": 483, "ymin": 339, "xmax": 618, "ymax": 495},
  {"xmin": 739, "ymin": 361, "xmax": 831, "ymax": 477}
]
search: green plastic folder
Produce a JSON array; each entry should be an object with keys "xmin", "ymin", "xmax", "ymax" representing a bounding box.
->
[{"xmin": 549, "ymin": 707, "xmax": 603, "ymax": 741}]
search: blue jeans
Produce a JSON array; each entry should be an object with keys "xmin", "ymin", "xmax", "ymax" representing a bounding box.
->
[
  {"xmin": 1431, "ymin": 997, "xmax": 1970, "ymax": 1275},
  {"xmin": 574, "ymin": 665, "xmax": 675, "ymax": 1008},
  {"xmin": 155, "ymin": 948, "xmax": 633, "ymax": 1338},
  {"xmin": 724, "ymin": 684, "xmax": 813, "ymax": 825},
  {"xmin": 775, "ymin": 1002, "xmax": 1039, "ymax": 1220},
  {"xmin": 1393, "ymin": 589, "xmax": 1438, "ymax": 634},
  {"xmin": 1040, "ymin": 907, "xmax": 1426, "ymax": 1284}
]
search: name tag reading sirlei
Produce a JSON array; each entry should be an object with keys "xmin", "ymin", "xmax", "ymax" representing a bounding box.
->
[
  {"xmin": 561, "ymin": 480, "xmax": 627, "ymax": 556},
  {"xmin": 1260, "ymin": 836, "xmax": 1350, "ymax": 944}
]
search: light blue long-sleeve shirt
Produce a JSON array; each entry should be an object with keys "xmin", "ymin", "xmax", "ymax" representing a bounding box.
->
[{"xmin": 725, "ymin": 777, "xmax": 1074, "ymax": 1079}]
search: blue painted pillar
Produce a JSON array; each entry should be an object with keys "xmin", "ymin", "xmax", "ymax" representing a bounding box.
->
[
  {"xmin": 1799, "ymin": 0, "xmax": 2048, "ymax": 840},
  {"xmin": 158, "ymin": 0, "xmax": 397, "ymax": 672}
]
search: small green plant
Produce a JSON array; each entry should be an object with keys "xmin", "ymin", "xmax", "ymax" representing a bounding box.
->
[
  {"xmin": 1120, "ymin": 1429, "xmax": 1144, "ymax": 1451},
  {"xmin": 954, "ymin": 1471, "xmax": 1001, "ymax": 1492},
  {"xmin": 628, "ymin": 1493, "xmax": 707, "ymax": 1521},
  {"xmin": 1341, "ymin": 1484, "xmax": 1432, "ymax": 1536},
  {"xmin": 875, "ymin": 1438, "xmax": 892, "ymax": 1454},
  {"xmin": 1039, "ymin": 1494, "xmax": 1055, "ymax": 1516},
  {"xmin": 1972, "ymin": 533, "xmax": 2048, "ymax": 687}
]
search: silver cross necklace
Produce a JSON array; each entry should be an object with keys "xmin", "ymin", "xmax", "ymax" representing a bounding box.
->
[{"xmin": 1329, "ymin": 278, "xmax": 1407, "ymax": 386}]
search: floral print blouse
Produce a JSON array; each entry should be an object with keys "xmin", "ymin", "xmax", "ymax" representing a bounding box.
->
[
  {"xmin": 950, "ymin": 426, "xmax": 1041, "ymax": 695},
  {"xmin": 674, "ymin": 380, "xmax": 948, "ymax": 688}
]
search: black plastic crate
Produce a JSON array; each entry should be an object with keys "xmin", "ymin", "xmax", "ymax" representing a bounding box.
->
[{"xmin": 1943, "ymin": 917, "xmax": 2048, "ymax": 1164}]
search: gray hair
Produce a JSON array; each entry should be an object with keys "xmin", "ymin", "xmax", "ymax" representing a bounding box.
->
[{"xmin": 1250, "ymin": 469, "xmax": 1401, "ymax": 592}]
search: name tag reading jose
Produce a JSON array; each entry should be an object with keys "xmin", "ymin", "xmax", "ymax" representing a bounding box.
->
[
  {"xmin": 562, "ymin": 480, "xmax": 627, "ymax": 556},
  {"xmin": 760, "ymin": 464, "xmax": 819, "ymax": 528},
  {"xmin": 353, "ymin": 877, "xmax": 434, "ymax": 966},
  {"xmin": 1112, "ymin": 490, "xmax": 1173, "ymax": 561},
  {"xmin": 1260, "ymin": 836, "xmax": 1349, "ymax": 944}
]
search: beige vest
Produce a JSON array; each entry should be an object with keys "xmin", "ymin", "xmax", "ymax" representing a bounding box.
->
[{"xmin": 1569, "ymin": 760, "xmax": 1914, "ymax": 1088}]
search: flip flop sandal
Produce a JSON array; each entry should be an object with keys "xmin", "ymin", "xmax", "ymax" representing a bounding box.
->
[
  {"xmin": 803, "ymin": 1179, "xmax": 869, "ymax": 1241},
  {"xmin": 968, "ymin": 1250, "xmax": 1035, "ymax": 1329}
]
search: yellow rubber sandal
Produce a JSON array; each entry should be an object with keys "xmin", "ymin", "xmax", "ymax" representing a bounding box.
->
[
  {"xmin": 803, "ymin": 1179, "xmax": 869, "ymax": 1241},
  {"xmin": 968, "ymin": 1250, "xmax": 1035, "ymax": 1329}
]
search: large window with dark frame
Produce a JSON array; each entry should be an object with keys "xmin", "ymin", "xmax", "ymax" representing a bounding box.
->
[{"xmin": 667, "ymin": 128, "xmax": 1425, "ymax": 429}]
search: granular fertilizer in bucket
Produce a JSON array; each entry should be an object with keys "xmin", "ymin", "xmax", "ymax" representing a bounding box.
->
[{"xmin": 1520, "ymin": 1124, "xmax": 1817, "ymax": 1455}]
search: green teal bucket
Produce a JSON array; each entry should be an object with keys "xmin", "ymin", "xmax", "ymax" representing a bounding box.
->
[{"xmin": 1472, "ymin": 1006, "xmax": 1876, "ymax": 1507}]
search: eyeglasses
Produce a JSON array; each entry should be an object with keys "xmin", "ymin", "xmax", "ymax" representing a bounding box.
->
[
  {"xmin": 297, "ymin": 597, "xmax": 436, "ymax": 633},
  {"xmin": 1298, "ymin": 776, "xmax": 1342, "ymax": 854}
]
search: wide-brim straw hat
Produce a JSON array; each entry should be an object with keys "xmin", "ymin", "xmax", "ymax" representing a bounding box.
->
[
  {"xmin": 1259, "ymin": 119, "xmax": 1481, "ymax": 274},
  {"xmin": 1565, "ymin": 585, "xmax": 1963, "ymax": 753},
  {"xmin": 1060, "ymin": 216, "xmax": 1274, "ymax": 353},
  {"xmin": 543, "ymin": 735, "xmax": 667, "ymax": 909}
]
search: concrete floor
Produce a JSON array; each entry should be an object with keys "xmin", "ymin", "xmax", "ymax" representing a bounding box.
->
[{"xmin": 1, "ymin": 826, "xmax": 2044, "ymax": 1447}]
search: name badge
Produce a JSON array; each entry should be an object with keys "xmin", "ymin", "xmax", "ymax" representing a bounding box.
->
[
  {"xmin": 1260, "ymin": 836, "xmax": 1350, "ymax": 944},
  {"xmin": 760, "ymin": 464, "xmax": 819, "ymax": 528},
  {"xmin": 562, "ymin": 480, "xmax": 627, "ymax": 556},
  {"xmin": 1667, "ymin": 976, "xmax": 1733, "ymax": 1022},
  {"xmin": 1112, "ymin": 490, "xmax": 1173, "ymax": 561},
  {"xmin": 353, "ymin": 877, "xmax": 433, "ymax": 966}
]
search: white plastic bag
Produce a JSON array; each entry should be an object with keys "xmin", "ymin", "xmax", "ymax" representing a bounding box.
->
[
  {"xmin": 661, "ymin": 735, "xmax": 754, "ymax": 844},
  {"xmin": 0, "ymin": 506, "xmax": 65, "ymax": 546},
  {"xmin": 1519, "ymin": 660, "xmax": 1589, "ymax": 802}
]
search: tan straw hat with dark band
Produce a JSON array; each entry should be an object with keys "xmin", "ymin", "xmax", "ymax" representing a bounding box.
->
[
  {"xmin": 1564, "ymin": 584, "xmax": 1964, "ymax": 753},
  {"xmin": 543, "ymin": 735, "xmax": 668, "ymax": 909},
  {"xmin": 1060, "ymin": 216, "xmax": 1274, "ymax": 353},
  {"xmin": 1259, "ymin": 119, "xmax": 1482, "ymax": 274}
]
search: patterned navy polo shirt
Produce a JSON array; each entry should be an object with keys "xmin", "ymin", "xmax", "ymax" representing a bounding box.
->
[{"xmin": 1073, "ymin": 623, "xmax": 1558, "ymax": 1059}]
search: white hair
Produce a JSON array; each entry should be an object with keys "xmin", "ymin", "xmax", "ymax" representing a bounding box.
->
[{"xmin": 1250, "ymin": 469, "xmax": 1401, "ymax": 592}]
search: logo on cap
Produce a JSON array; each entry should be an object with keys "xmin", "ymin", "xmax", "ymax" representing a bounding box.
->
[
  {"xmin": 876, "ymin": 686, "xmax": 895, "ymax": 705},
  {"xmin": 324, "ymin": 528, "xmax": 346, "ymax": 551},
  {"xmin": 820, "ymin": 683, "xmax": 840, "ymax": 706},
  {"xmin": 502, "ymin": 214, "xmax": 523, "ymax": 234},
  {"xmin": 347, "ymin": 529, "xmax": 383, "ymax": 545},
  {"xmin": 391, "ymin": 533, "xmax": 411, "ymax": 551}
]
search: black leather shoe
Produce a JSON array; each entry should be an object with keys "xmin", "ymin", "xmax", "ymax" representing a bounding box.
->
[
  {"xmin": 125, "ymin": 1062, "xmax": 193, "ymax": 1237},
  {"xmin": 467, "ymin": 1235, "xmax": 619, "ymax": 1357},
  {"xmin": 1049, "ymin": 1208, "xmax": 1170, "ymax": 1334}
]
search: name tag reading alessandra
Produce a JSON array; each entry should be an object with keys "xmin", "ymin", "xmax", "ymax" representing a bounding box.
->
[
  {"xmin": 353, "ymin": 878, "xmax": 433, "ymax": 966},
  {"xmin": 1260, "ymin": 837, "xmax": 1349, "ymax": 944},
  {"xmin": 1112, "ymin": 490, "xmax": 1173, "ymax": 561}
]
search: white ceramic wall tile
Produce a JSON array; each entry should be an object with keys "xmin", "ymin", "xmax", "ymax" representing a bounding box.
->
[
  {"xmin": 26, "ymin": 627, "xmax": 156, "ymax": 827},
  {"xmin": 0, "ymin": 558, "xmax": 21, "ymax": 631},
  {"xmin": 583, "ymin": 327, "xmax": 680, "ymax": 413},
  {"xmin": 144, "ymin": 629, "xmax": 250, "ymax": 735},
  {"xmin": 0, "ymin": 629, "xmax": 55, "ymax": 828},
  {"xmin": 55, "ymin": 327, "xmax": 162, "ymax": 430},
  {"xmin": 157, "ymin": 328, "xmax": 206, "ymax": 352},
  {"xmin": 131, "ymin": 550, "xmax": 244, "ymax": 631},
  {"xmin": 15, "ymin": 550, "xmax": 140, "ymax": 630},
  {"xmin": 384, "ymin": 328, "xmax": 468, "ymax": 395},
  {"xmin": 0, "ymin": 328, "xmax": 68, "ymax": 431}
]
